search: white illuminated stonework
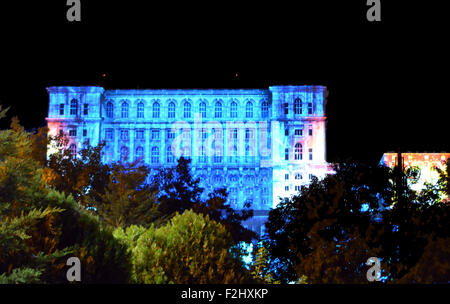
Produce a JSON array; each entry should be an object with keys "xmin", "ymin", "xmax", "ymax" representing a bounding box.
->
[{"xmin": 46, "ymin": 85, "xmax": 333, "ymax": 235}]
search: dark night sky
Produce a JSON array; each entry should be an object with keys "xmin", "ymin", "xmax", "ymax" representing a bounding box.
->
[{"xmin": 0, "ymin": 1, "xmax": 448, "ymax": 164}]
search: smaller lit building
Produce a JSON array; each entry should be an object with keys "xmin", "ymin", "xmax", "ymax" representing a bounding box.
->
[{"xmin": 380, "ymin": 153, "xmax": 449, "ymax": 195}]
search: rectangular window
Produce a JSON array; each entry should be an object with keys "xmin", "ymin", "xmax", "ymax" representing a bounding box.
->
[
  {"xmin": 309, "ymin": 127, "xmax": 313, "ymax": 136},
  {"xmin": 199, "ymin": 145, "xmax": 207, "ymax": 163},
  {"xmin": 309, "ymin": 148, "xmax": 313, "ymax": 160},
  {"xmin": 245, "ymin": 129, "xmax": 253, "ymax": 141},
  {"xmin": 83, "ymin": 104, "xmax": 88, "ymax": 115},
  {"xmin": 295, "ymin": 129, "xmax": 303, "ymax": 136},
  {"xmin": 284, "ymin": 103, "xmax": 289, "ymax": 115},
  {"xmin": 285, "ymin": 148, "xmax": 289, "ymax": 160},
  {"xmin": 166, "ymin": 147, "xmax": 174, "ymax": 163},
  {"xmin": 69, "ymin": 129, "xmax": 77, "ymax": 137},
  {"xmin": 59, "ymin": 129, "xmax": 63, "ymax": 136},
  {"xmin": 83, "ymin": 129, "xmax": 87, "ymax": 137},
  {"xmin": 59, "ymin": 104, "xmax": 64, "ymax": 115},
  {"xmin": 120, "ymin": 130, "xmax": 129, "ymax": 140},
  {"xmin": 201, "ymin": 130, "xmax": 208, "ymax": 140},
  {"xmin": 285, "ymin": 174, "xmax": 289, "ymax": 180},
  {"xmin": 212, "ymin": 128, "xmax": 223, "ymax": 140},
  {"xmin": 136, "ymin": 129, "xmax": 144, "ymax": 139},
  {"xmin": 308, "ymin": 102, "xmax": 313, "ymax": 115},
  {"xmin": 167, "ymin": 130, "xmax": 175, "ymax": 139},
  {"xmin": 285, "ymin": 129, "xmax": 289, "ymax": 136},
  {"xmin": 309, "ymin": 174, "xmax": 313, "ymax": 180},
  {"xmin": 295, "ymin": 185, "xmax": 301, "ymax": 191},
  {"xmin": 182, "ymin": 130, "xmax": 191, "ymax": 139},
  {"xmin": 285, "ymin": 186, "xmax": 289, "ymax": 191},
  {"xmin": 105, "ymin": 129, "xmax": 113, "ymax": 140},
  {"xmin": 152, "ymin": 129, "xmax": 160, "ymax": 140}
]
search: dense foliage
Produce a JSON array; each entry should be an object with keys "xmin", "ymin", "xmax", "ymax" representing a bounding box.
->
[
  {"xmin": 0, "ymin": 113, "xmax": 131, "ymax": 283},
  {"xmin": 264, "ymin": 160, "xmax": 450, "ymax": 283},
  {"xmin": 1, "ymin": 101, "xmax": 448, "ymax": 284},
  {"xmin": 114, "ymin": 210, "xmax": 254, "ymax": 283}
]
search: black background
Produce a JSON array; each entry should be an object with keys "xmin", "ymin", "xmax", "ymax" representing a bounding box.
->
[
  {"xmin": 0, "ymin": 0, "xmax": 448, "ymax": 164},
  {"xmin": 1, "ymin": 284, "xmax": 447, "ymax": 303}
]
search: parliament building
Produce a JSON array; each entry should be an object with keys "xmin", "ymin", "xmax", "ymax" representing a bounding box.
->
[{"xmin": 46, "ymin": 85, "xmax": 332, "ymax": 235}]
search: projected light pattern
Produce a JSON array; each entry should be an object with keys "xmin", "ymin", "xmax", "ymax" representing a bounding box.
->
[
  {"xmin": 46, "ymin": 86, "xmax": 333, "ymax": 235},
  {"xmin": 380, "ymin": 153, "xmax": 449, "ymax": 195}
]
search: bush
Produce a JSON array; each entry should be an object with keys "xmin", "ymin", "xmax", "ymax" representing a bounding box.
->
[{"xmin": 114, "ymin": 210, "xmax": 253, "ymax": 284}]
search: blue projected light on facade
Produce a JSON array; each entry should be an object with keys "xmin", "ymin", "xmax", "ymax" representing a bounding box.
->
[{"xmin": 46, "ymin": 85, "xmax": 333, "ymax": 235}]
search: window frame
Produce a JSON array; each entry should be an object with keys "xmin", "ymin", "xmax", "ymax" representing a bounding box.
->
[
  {"xmin": 214, "ymin": 101, "xmax": 222, "ymax": 118},
  {"xmin": 295, "ymin": 143, "xmax": 303, "ymax": 160},
  {"xmin": 184, "ymin": 101, "xmax": 191, "ymax": 118},
  {"xmin": 137, "ymin": 102, "xmax": 145, "ymax": 118},
  {"xmin": 121, "ymin": 102, "xmax": 129, "ymax": 118},
  {"xmin": 106, "ymin": 102, "xmax": 114, "ymax": 118},
  {"xmin": 168, "ymin": 102, "xmax": 176, "ymax": 118},
  {"xmin": 152, "ymin": 102, "xmax": 160, "ymax": 118},
  {"xmin": 245, "ymin": 101, "xmax": 253, "ymax": 118}
]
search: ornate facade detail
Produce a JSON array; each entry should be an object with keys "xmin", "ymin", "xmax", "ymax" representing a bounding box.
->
[{"xmin": 46, "ymin": 85, "xmax": 332, "ymax": 235}]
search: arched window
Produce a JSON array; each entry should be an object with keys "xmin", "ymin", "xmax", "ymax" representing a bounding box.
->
[
  {"xmin": 199, "ymin": 102, "xmax": 206, "ymax": 118},
  {"xmin": 137, "ymin": 102, "xmax": 144, "ymax": 118},
  {"xmin": 121, "ymin": 102, "xmax": 129, "ymax": 118},
  {"xmin": 166, "ymin": 145, "xmax": 174, "ymax": 163},
  {"xmin": 230, "ymin": 101, "xmax": 238, "ymax": 118},
  {"xmin": 135, "ymin": 146, "xmax": 144, "ymax": 160},
  {"xmin": 294, "ymin": 98, "xmax": 302, "ymax": 114},
  {"xmin": 168, "ymin": 102, "xmax": 176, "ymax": 118},
  {"xmin": 295, "ymin": 143, "xmax": 303, "ymax": 160},
  {"xmin": 120, "ymin": 146, "xmax": 129, "ymax": 162},
  {"xmin": 308, "ymin": 102, "xmax": 313, "ymax": 115},
  {"xmin": 151, "ymin": 146, "xmax": 159, "ymax": 163},
  {"xmin": 106, "ymin": 102, "xmax": 114, "ymax": 118},
  {"xmin": 70, "ymin": 99, "xmax": 78, "ymax": 115},
  {"xmin": 184, "ymin": 102, "xmax": 191, "ymax": 118},
  {"xmin": 295, "ymin": 173, "xmax": 303, "ymax": 180},
  {"xmin": 152, "ymin": 102, "xmax": 160, "ymax": 118},
  {"xmin": 214, "ymin": 101, "xmax": 222, "ymax": 118},
  {"xmin": 261, "ymin": 101, "xmax": 269, "ymax": 118},
  {"xmin": 245, "ymin": 101, "xmax": 253, "ymax": 118},
  {"xmin": 69, "ymin": 143, "xmax": 77, "ymax": 155}
]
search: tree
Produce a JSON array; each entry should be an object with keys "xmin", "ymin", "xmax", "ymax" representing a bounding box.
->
[
  {"xmin": 45, "ymin": 134, "xmax": 110, "ymax": 206},
  {"xmin": 29, "ymin": 126, "xmax": 48, "ymax": 167},
  {"xmin": 114, "ymin": 210, "xmax": 254, "ymax": 284},
  {"xmin": 265, "ymin": 158, "xmax": 450, "ymax": 283},
  {"xmin": 397, "ymin": 237, "xmax": 450, "ymax": 283},
  {"xmin": 155, "ymin": 157, "xmax": 205, "ymax": 215},
  {"xmin": 249, "ymin": 245, "xmax": 281, "ymax": 284},
  {"xmin": 154, "ymin": 157, "xmax": 256, "ymax": 243},
  {"xmin": 88, "ymin": 160, "xmax": 160, "ymax": 228},
  {"xmin": 0, "ymin": 111, "xmax": 131, "ymax": 283},
  {"xmin": 436, "ymin": 158, "xmax": 449, "ymax": 201},
  {"xmin": 264, "ymin": 160, "xmax": 393, "ymax": 283},
  {"xmin": 193, "ymin": 188, "xmax": 256, "ymax": 244}
]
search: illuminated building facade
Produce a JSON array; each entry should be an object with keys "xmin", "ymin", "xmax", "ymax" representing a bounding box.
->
[
  {"xmin": 380, "ymin": 153, "xmax": 449, "ymax": 200},
  {"xmin": 46, "ymin": 85, "xmax": 332, "ymax": 235}
]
